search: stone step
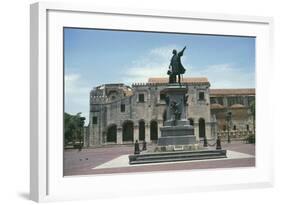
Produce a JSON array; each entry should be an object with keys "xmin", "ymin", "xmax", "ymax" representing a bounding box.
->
[
  {"xmin": 136, "ymin": 152, "xmax": 224, "ymax": 160},
  {"xmin": 129, "ymin": 150, "xmax": 227, "ymax": 165},
  {"xmin": 133, "ymin": 149, "xmax": 225, "ymax": 158}
]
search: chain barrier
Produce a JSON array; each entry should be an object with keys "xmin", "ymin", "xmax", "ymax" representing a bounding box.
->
[{"xmin": 207, "ymin": 141, "xmax": 217, "ymax": 147}]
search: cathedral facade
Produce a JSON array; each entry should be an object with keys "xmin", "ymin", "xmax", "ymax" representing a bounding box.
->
[{"xmin": 85, "ymin": 77, "xmax": 255, "ymax": 147}]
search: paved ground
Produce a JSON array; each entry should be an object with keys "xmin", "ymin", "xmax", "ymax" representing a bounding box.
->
[{"xmin": 63, "ymin": 141, "xmax": 255, "ymax": 176}]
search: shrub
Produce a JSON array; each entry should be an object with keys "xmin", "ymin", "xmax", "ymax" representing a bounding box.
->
[{"xmin": 246, "ymin": 134, "xmax": 255, "ymax": 144}]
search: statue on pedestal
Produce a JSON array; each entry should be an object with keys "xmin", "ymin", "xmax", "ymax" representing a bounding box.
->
[
  {"xmin": 167, "ymin": 46, "xmax": 186, "ymax": 84},
  {"xmin": 128, "ymin": 44, "xmax": 227, "ymax": 165}
]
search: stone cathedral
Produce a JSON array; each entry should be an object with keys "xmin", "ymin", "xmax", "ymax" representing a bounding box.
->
[{"xmin": 85, "ymin": 77, "xmax": 255, "ymax": 147}]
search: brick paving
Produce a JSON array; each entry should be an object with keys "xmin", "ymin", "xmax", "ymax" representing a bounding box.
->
[{"xmin": 63, "ymin": 141, "xmax": 255, "ymax": 176}]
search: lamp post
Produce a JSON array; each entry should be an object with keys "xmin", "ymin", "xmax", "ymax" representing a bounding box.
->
[{"xmin": 226, "ymin": 111, "xmax": 232, "ymax": 143}]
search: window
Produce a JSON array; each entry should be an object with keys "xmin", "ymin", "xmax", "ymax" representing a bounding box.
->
[
  {"xmin": 228, "ymin": 96, "xmax": 244, "ymax": 106},
  {"xmin": 160, "ymin": 93, "xmax": 166, "ymax": 101},
  {"xmin": 223, "ymin": 125, "xmax": 226, "ymax": 131},
  {"xmin": 210, "ymin": 97, "xmax": 223, "ymax": 105},
  {"xmin": 121, "ymin": 104, "xmax": 125, "ymax": 112},
  {"xmin": 246, "ymin": 124, "xmax": 249, "ymax": 131},
  {"xmin": 210, "ymin": 97, "xmax": 216, "ymax": 104},
  {"xmin": 247, "ymin": 96, "xmax": 255, "ymax": 105},
  {"xmin": 138, "ymin": 94, "xmax": 144, "ymax": 102},
  {"xmin": 199, "ymin": 92, "xmax": 205, "ymax": 101},
  {"xmin": 92, "ymin": 116, "xmax": 97, "ymax": 124},
  {"xmin": 217, "ymin": 97, "xmax": 224, "ymax": 105},
  {"xmin": 233, "ymin": 125, "xmax": 236, "ymax": 130}
]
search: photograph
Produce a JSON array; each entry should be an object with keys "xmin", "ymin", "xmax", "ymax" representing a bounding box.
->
[{"xmin": 63, "ymin": 27, "xmax": 256, "ymax": 176}]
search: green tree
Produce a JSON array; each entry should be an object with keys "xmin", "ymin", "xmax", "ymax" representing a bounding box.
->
[
  {"xmin": 64, "ymin": 112, "xmax": 86, "ymax": 148},
  {"xmin": 250, "ymin": 100, "xmax": 255, "ymax": 133},
  {"xmin": 246, "ymin": 100, "xmax": 255, "ymax": 143}
]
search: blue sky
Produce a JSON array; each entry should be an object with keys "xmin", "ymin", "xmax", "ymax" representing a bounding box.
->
[{"xmin": 64, "ymin": 28, "xmax": 255, "ymax": 124}]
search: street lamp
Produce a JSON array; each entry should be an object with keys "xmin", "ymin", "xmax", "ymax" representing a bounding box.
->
[{"xmin": 226, "ymin": 111, "xmax": 232, "ymax": 143}]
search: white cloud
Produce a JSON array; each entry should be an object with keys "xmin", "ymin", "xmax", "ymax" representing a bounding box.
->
[
  {"xmin": 65, "ymin": 74, "xmax": 90, "ymax": 95},
  {"xmin": 122, "ymin": 46, "xmax": 254, "ymax": 88},
  {"xmin": 123, "ymin": 64, "xmax": 167, "ymax": 84},
  {"xmin": 189, "ymin": 64, "xmax": 255, "ymax": 88},
  {"xmin": 64, "ymin": 73, "xmax": 91, "ymax": 125},
  {"xmin": 122, "ymin": 45, "xmax": 181, "ymax": 84},
  {"xmin": 148, "ymin": 45, "xmax": 177, "ymax": 59}
]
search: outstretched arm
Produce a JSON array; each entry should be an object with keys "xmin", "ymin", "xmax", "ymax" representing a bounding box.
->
[{"xmin": 178, "ymin": 46, "xmax": 186, "ymax": 56}]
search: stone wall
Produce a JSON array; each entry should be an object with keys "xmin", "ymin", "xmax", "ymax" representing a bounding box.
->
[
  {"xmin": 87, "ymin": 81, "xmax": 214, "ymax": 146},
  {"xmin": 210, "ymin": 95, "xmax": 255, "ymax": 133}
]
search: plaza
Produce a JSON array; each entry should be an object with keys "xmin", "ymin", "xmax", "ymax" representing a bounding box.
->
[
  {"xmin": 64, "ymin": 141, "xmax": 255, "ymax": 176},
  {"xmin": 63, "ymin": 30, "xmax": 256, "ymax": 176}
]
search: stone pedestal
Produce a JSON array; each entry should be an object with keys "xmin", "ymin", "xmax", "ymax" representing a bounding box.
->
[
  {"xmin": 129, "ymin": 83, "xmax": 227, "ymax": 165},
  {"xmin": 157, "ymin": 84, "xmax": 197, "ymax": 149}
]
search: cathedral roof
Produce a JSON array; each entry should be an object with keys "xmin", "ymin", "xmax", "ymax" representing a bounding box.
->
[
  {"xmin": 210, "ymin": 103, "xmax": 225, "ymax": 109},
  {"xmin": 230, "ymin": 104, "xmax": 246, "ymax": 108},
  {"xmin": 147, "ymin": 77, "xmax": 209, "ymax": 84},
  {"xmin": 210, "ymin": 88, "xmax": 255, "ymax": 96}
]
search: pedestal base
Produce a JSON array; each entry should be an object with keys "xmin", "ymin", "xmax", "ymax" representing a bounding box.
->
[
  {"xmin": 128, "ymin": 149, "xmax": 227, "ymax": 165},
  {"xmin": 155, "ymin": 143, "xmax": 199, "ymax": 152},
  {"xmin": 158, "ymin": 124, "xmax": 196, "ymax": 146},
  {"xmin": 157, "ymin": 135, "xmax": 196, "ymax": 146}
]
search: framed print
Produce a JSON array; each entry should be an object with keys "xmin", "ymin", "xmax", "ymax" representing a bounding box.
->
[{"xmin": 30, "ymin": 2, "xmax": 274, "ymax": 202}]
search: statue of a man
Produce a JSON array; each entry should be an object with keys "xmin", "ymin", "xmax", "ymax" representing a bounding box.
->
[
  {"xmin": 170, "ymin": 100, "xmax": 182, "ymax": 121},
  {"xmin": 167, "ymin": 46, "xmax": 186, "ymax": 84}
]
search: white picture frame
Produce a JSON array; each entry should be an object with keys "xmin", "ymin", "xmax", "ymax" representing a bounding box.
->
[{"xmin": 30, "ymin": 2, "xmax": 274, "ymax": 202}]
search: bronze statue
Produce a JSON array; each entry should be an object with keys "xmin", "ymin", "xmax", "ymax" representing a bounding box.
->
[
  {"xmin": 167, "ymin": 46, "xmax": 186, "ymax": 84},
  {"xmin": 134, "ymin": 140, "xmax": 140, "ymax": 154},
  {"xmin": 170, "ymin": 100, "xmax": 181, "ymax": 121}
]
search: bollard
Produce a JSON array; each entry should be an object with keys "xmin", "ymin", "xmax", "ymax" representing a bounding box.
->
[
  {"xmin": 134, "ymin": 140, "xmax": 140, "ymax": 154},
  {"xmin": 216, "ymin": 137, "xmax": 222, "ymax": 150},
  {"xmin": 142, "ymin": 140, "xmax": 147, "ymax": 151},
  {"xmin": 203, "ymin": 137, "xmax": 208, "ymax": 147}
]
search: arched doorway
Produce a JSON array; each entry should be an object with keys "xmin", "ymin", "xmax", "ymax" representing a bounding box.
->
[
  {"xmin": 139, "ymin": 120, "xmax": 145, "ymax": 141},
  {"xmin": 107, "ymin": 124, "xmax": 117, "ymax": 143},
  {"xmin": 199, "ymin": 118, "xmax": 206, "ymax": 139},
  {"xmin": 150, "ymin": 120, "xmax": 158, "ymax": 141},
  {"xmin": 122, "ymin": 121, "xmax": 134, "ymax": 142},
  {"xmin": 188, "ymin": 118, "xmax": 194, "ymax": 126}
]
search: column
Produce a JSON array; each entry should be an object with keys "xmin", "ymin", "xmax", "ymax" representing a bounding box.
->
[
  {"xmin": 157, "ymin": 120, "xmax": 161, "ymax": 140},
  {"xmin": 145, "ymin": 123, "xmax": 150, "ymax": 143},
  {"xmin": 116, "ymin": 127, "xmax": 122, "ymax": 144},
  {"xmin": 205, "ymin": 122, "xmax": 212, "ymax": 140},
  {"xmin": 194, "ymin": 122, "xmax": 199, "ymax": 142},
  {"xmin": 134, "ymin": 126, "xmax": 138, "ymax": 142}
]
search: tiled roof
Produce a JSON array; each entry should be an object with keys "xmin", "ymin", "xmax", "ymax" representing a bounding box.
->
[
  {"xmin": 210, "ymin": 103, "xmax": 225, "ymax": 109},
  {"xmin": 210, "ymin": 88, "xmax": 255, "ymax": 95},
  {"xmin": 230, "ymin": 104, "xmax": 246, "ymax": 108},
  {"xmin": 147, "ymin": 77, "xmax": 209, "ymax": 84}
]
